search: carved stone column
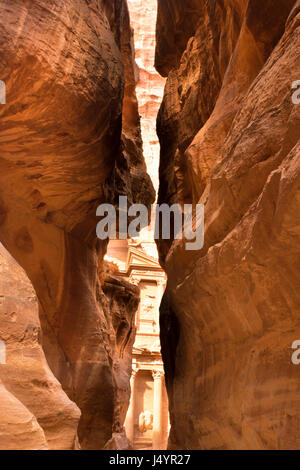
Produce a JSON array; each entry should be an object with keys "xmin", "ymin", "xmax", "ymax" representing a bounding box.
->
[
  {"xmin": 125, "ymin": 368, "xmax": 138, "ymax": 444},
  {"xmin": 155, "ymin": 280, "xmax": 165, "ymax": 333},
  {"xmin": 152, "ymin": 369, "xmax": 164, "ymax": 449}
]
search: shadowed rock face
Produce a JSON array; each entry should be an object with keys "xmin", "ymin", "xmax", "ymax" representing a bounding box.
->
[
  {"xmin": 0, "ymin": 0, "xmax": 154, "ymax": 449},
  {"xmin": 156, "ymin": 0, "xmax": 300, "ymax": 449}
]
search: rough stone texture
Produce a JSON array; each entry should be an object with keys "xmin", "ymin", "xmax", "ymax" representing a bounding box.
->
[
  {"xmin": 0, "ymin": 380, "xmax": 48, "ymax": 451},
  {"xmin": 156, "ymin": 0, "xmax": 300, "ymax": 449},
  {"xmin": 0, "ymin": 243, "xmax": 80, "ymax": 450},
  {"xmin": 0, "ymin": 0, "xmax": 153, "ymax": 449},
  {"xmin": 127, "ymin": 0, "xmax": 166, "ymax": 192},
  {"xmin": 103, "ymin": 430, "xmax": 133, "ymax": 450},
  {"xmin": 105, "ymin": 0, "xmax": 155, "ymax": 208},
  {"xmin": 100, "ymin": 264, "xmax": 140, "ymax": 443}
]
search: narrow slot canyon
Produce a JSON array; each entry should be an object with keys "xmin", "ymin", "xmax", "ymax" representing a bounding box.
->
[{"xmin": 0, "ymin": 0, "xmax": 299, "ymax": 452}]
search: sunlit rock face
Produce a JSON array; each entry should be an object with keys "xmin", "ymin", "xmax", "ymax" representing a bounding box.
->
[
  {"xmin": 156, "ymin": 0, "xmax": 300, "ymax": 449},
  {"xmin": 127, "ymin": 0, "xmax": 166, "ymax": 192},
  {"xmin": 0, "ymin": 243, "xmax": 80, "ymax": 450},
  {"xmin": 0, "ymin": 0, "xmax": 154, "ymax": 449}
]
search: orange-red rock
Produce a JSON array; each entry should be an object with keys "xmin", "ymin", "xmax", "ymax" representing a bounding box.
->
[
  {"xmin": 0, "ymin": 0, "xmax": 154, "ymax": 449},
  {"xmin": 156, "ymin": 0, "xmax": 300, "ymax": 450},
  {"xmin": 127, "ymin": 0, "xmax": 166, "ymax": 191},
  {"xmin": 0, "ymin": 243, "xmax": 80, "ymax": 450}
]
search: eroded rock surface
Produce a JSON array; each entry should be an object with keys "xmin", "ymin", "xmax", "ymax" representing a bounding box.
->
[
  {"xmin": 0, "ymin": 0, "xmax": 154, "ymax": 449},
  {"xmin": 127, "ymin": 0, "xmax": 166, "ymax": 191},
  {"xmin": 0, "ymin": 243, "xmax": 80, "ymax": 450},
  {"xmin": 156, "ymin": 0, "xmax": 300, "ymax": 449}
]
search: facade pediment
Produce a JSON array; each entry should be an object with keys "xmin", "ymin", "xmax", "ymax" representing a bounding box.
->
[{"xmin": 126, "ymin": 247, "xmax": 161, "ymax": 270}]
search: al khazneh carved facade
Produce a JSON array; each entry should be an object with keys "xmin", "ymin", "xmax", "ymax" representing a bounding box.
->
[
  {"xmin": 105, "ymin": 0, "xmax": 169, "ymax": 450},
  {"xmin": 106, "ymin": 239, "xmax": 169, "ymax": 450}
]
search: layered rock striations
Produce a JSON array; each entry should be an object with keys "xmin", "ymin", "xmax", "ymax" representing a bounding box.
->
[
  {"xmin": 0, "ymin": 0, "xmax": 154, "ymax": 449},
  {"xmin": 127, "ymin": 0, "xmax": 166, "ymax": 192},
  {"xmin": 156, "ymin": 0, "xmax": 300, "ymax": 449},
  {"xmin": 0, "ymin": 243, "xmax": 80, "ymax": 450}
]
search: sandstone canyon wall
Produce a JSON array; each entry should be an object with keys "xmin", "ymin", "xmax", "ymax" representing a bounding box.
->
[
  {"xmin": 127, "ymin": 0, "xmax": 165, "ymax": 192},
  {"xmin": 0, "ymin": 242, "xmax": 80, "ymax": 450},
  {"xmin": 156, "ymin": 0, "xmax": 300, "ymax": 449},
  {"xmin": 0, "ymin": 0, "xmax": 154, "ymax": 449}
]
